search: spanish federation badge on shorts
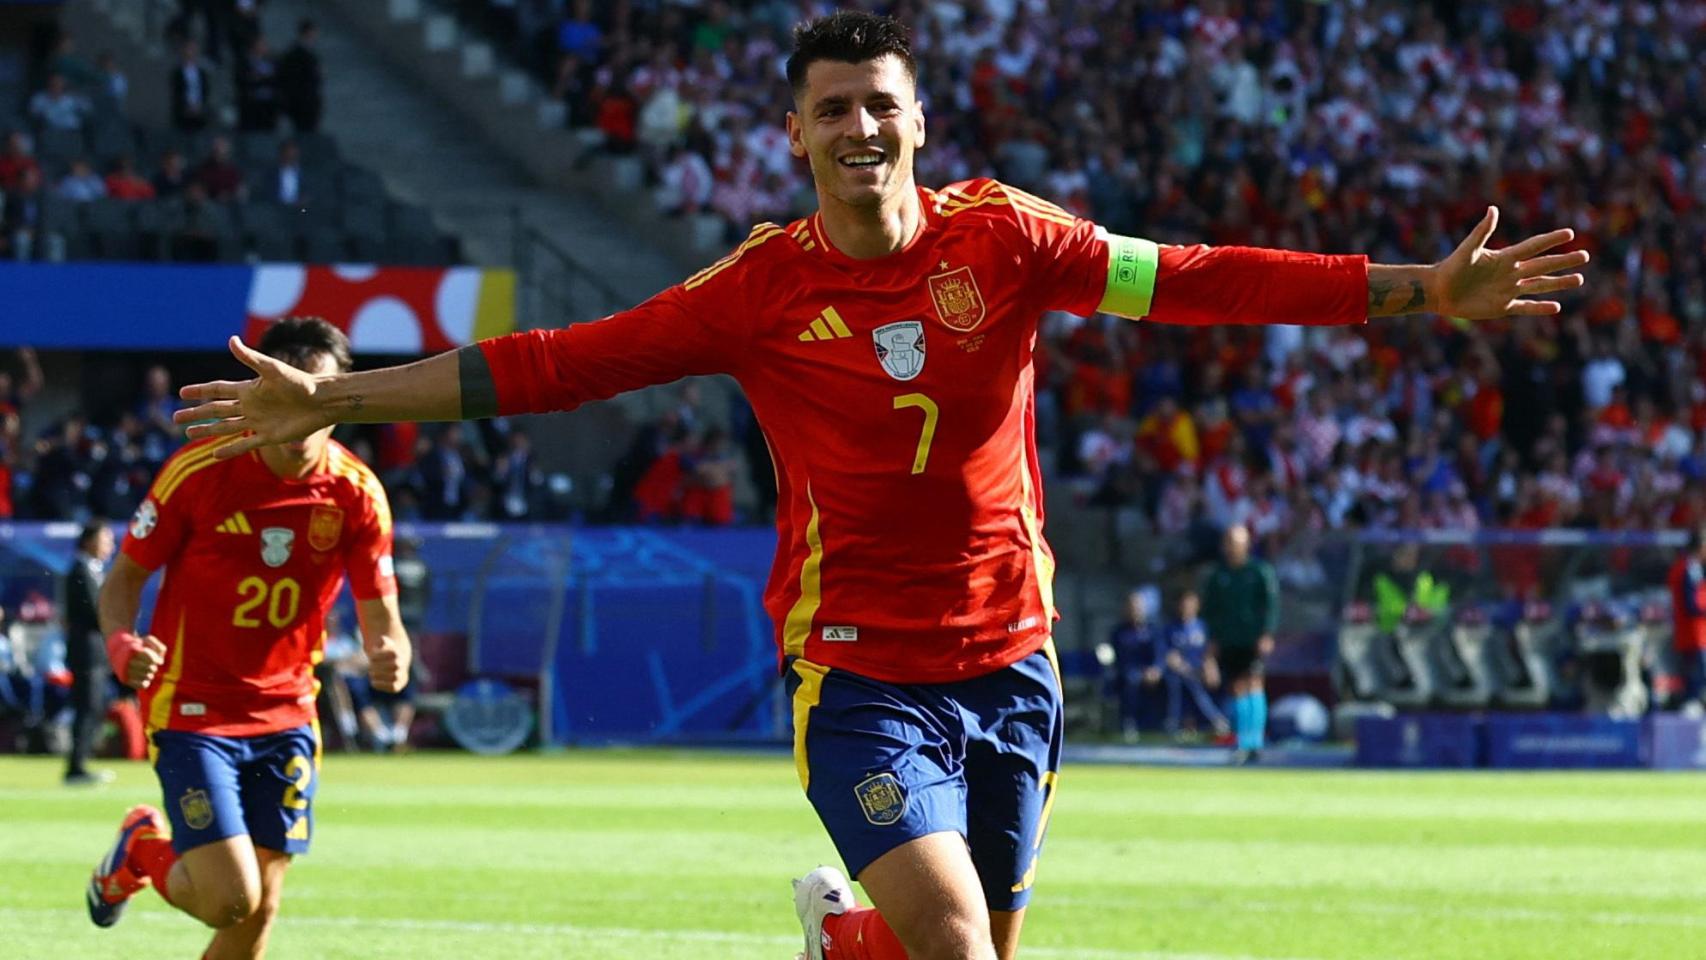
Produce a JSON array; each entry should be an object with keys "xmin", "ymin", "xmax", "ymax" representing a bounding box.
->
[
  {"xmin": 180, "ymin": 787, "xmax": 214, "ymax": 830},
  {"xmin": 854, "ymin": 772, "xmax": 908, "ymax": 826}
]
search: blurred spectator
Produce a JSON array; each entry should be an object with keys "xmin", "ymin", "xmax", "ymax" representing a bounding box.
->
[
  {"xmin": 151, "ymin": 148, "xmax": 191, "ymax": 198},
  {"xmin": 135, "ymin": 365, "xmax": 182, "ymax": 449},
  {"xmin": 256, "ymin": 139, "xmax": 306, "ymax": 206},
  {"xmin": 1108, "ymin": 589, "xmax": 1164, "ymax": 740},
  {"xmin": 47, "ymin": 31, "xmax": 100, "ymax": 92},
  {"xmin": 278, "ymin": 19, "xmax": 324, "ymax": 134},
  {"xmin": 1164, "ymin": 588, "xmax": 1229, "ymax": 739},
  {"xmin": 104, "ymin": 157, "xmax": 156, "ymax": 201},
  {"xmin": 2, "ymin": 167, "xmax": 48, "ymax": 261},
  {"xmin": 681, "ymin": 427, "xmax": 736, "ymax": 526},
  {"xmin": 194, "ymin": 136, "xmax": 245, "ymax": 202},
  {"xmin": 55, "ymin": 158, "xmax": 106, "ymax": 203},
  {"xmin": 62, "ymin": 520, "xmax": 115, "ymax": 786},
  {"xmin": 94, "ymin": 51, "xmax": 128, "ymax": 111},
  {"xmin": 30, "ymin": 416, "xmax": 94, "ymax": 520},
  {"xmin": 236, "ymin": 35, "xmax": 280, "ymax": 132},
  {"xmin": 415, "ymin": 424, "xmax": 476, "ymax": 520},
  {"xmin": 0, "ymin": 132, "xmax": 40, "ymax": 192},
  {"xmin": 28, "ymin": 72, "xmax": 90, "ymax": 132},
  {"xmin": 169, "ymin": 38, "xmax": 212, "ymax": 134},
  {"xmin": 491, "ymin": 430, "xmax": 542, "ymax": 520}
]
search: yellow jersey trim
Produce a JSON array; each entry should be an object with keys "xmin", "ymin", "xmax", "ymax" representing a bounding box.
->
[
  {"xmin": 684, "ymin": 224, "xmax": 786, "ymax": 291},
  {"xmin": 1017, "ymin": 449, "xmax": 1056, "ymax": 620},
  {"xmin": 790, "ymin": 659, "xmax": 829, "ymax": 791},
  {"xmin": 146, "ymin": 613, "xmax": 189, "ymax": 754},
  {"xmin": 781, "ymin": 485, "xmax": 824, "ymax": 658},
  {"xmin": 154, "ymin": 437, "xmax": 241, "ymax": 503}
]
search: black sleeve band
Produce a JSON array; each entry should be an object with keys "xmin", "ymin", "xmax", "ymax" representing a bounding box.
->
[{"xmin": 457, "ymin": 345, "xmax": 499, "ymax": 420}]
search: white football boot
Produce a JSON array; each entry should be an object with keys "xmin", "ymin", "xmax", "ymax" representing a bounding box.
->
[{"xmin": 792, "ymin": 865, "xmax": 855, "ymax": 960}]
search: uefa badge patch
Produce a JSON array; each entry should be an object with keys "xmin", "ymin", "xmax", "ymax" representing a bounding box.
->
[
  {"xmin": 260, "ymin": 527, "xmax": 295, "ymax": 568},
  {"xmin": 130, "ymin": 499, "xmax": 158, "ymax": 539},
  {"xmin": 854, "ymin": 772, "xmax": 909, "ymax": 826},
  {"xmin": 180, "ymin": 787, "xmax": 214, "ymax": 831},
  {"xmin": 872, "ymin": 321, "xmax": 926, "ymax": 382}
]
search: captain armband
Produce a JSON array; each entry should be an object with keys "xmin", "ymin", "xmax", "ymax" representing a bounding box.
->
[{"xmin": 1096, "ymin": 233, "xmax": 1160, "ymax": 320}]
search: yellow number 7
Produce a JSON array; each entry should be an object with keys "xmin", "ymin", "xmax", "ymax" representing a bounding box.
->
[{"xmin": 892, "ymin": 393, "xmax": 938, "ymax": 475}]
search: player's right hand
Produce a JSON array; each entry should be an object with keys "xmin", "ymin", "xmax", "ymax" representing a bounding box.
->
[
  {"xmin": 107, "ymin": 631, "xmax": 168, "ymax": 689},
  {"xmin": 174, "ymin": 336, "xmax": 331, "ymax": 459}
]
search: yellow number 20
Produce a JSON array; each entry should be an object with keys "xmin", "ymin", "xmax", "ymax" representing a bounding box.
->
[
  {"xmin": 893, "ymin": 393, "xmax": 939, "ymax": 475},
  {"xmin": 233, "ymin": 576, "xmax": 302, "ymax": 629}
]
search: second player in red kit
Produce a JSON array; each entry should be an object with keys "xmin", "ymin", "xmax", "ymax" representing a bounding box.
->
[{"xmin": 87, "ymin": 319, "xmax": 411, "ymax": 960}]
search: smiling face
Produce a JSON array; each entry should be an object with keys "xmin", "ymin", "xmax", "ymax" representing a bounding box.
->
[{"xmin": 787, "ymin": 54, "xmax": 925, "ymax": 213}]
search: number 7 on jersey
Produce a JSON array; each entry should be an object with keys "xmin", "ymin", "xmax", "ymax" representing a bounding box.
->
[{"xmin": 893, "ymin": 393, "xmax": 938, "ymax": 475}]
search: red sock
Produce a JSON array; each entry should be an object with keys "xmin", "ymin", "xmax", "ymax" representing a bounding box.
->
[
  {"xmin": 821, "ymin": 907, "xmax": 908, "ymax": 960},
  {"xmin": 129, "ymin": 833, "xmax": 178, "ymax": 904}
]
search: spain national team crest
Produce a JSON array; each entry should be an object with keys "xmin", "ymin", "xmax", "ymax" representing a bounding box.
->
[
  {"xmin": 308, "ymin": 505, "xmax": 344, "ymax": 552},
  {"xmin": 872, "ymin": 321, "xmax": 926, "ymax": 382},
  {"xmin": 180, "ymin": 788, "xmax": 214, "ymax": 830},
  {"xmin": 854, "ymin": 772, "xmax": 909, "ymax": 826},
  {"xmin": 260, "ymin": 527, "xmax": 295, "ymax": 568},
  {"xmin": 926, "ymin": 265, "xmax": 986, "ymax": 332}
]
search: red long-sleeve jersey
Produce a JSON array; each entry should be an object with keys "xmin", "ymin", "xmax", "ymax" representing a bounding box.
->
[
  {"xmin": 122, "ymin": 437, "xmax": 396, "ymax": 736},
  {"xmin": 480, "ymin": 179, "xmax": 1366, "ymax": 683}
]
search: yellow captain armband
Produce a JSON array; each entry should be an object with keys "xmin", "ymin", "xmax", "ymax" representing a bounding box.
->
[{"xmin": 1098, "ymin": 233, "xmax": 1160, "ymax": 320}]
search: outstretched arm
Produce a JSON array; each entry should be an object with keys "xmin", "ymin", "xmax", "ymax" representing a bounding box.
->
[
  {"xmin": 1091, "ymin": 206, "xmax": 1586, "ymax": 327},
  {"xmin": 1366, "ymin": 207, "xmax": 1587, "ymax": 319},
  {"xmin": 176, "ymin": 338, "xmax": 502, "ymax": 458}
]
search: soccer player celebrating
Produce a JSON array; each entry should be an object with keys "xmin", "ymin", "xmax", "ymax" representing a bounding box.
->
[
  {"xmin": 171, "ymin": 13, "xmax": 1586, "ymax": 960},
  {"xmin": 87, "ymin": 318, "xmax": 410, "ymax": 960}
]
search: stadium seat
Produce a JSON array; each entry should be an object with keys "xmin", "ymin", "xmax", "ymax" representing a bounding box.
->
[
  {"xmin": 1379, "ymin": 610, "xmax": 1444, "ymax": 707},
  {"xmin": 238, "ymin": 131, "xmax": 283, "ymax": 164},
  {"xmin": 1574, "ymin": 609, "xmax": 1647, "ymax": 718},
  {"xmin": 1333, "ymin": 604, "xmax": 1384, "ymax": 702},
  {"xmin": 301, "ymin": 228, "xmax": 346, "ymax": 264},
  {"xmin": 35, "ymin": 126, "xmax": 85, "ymax": 165},
  {"xmin": 1494, "ymin": 608, "xmax": 1560, "ymax": 708},
  {"xmin": 1435, "ymin": 609, "xmax": 1495, "ymax": 708},
  {"xmin": 83, "ymin": 199, "xmax": 141, "ymax": 261}
]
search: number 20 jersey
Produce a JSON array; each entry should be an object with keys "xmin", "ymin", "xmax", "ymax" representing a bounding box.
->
[
  {"xmin": 476, "ymin": 179, "xmax": 1366, "ymax": 684},
  {"xmin": 121, "ymin": 436, "xmax": 396, "ymax": 737}
]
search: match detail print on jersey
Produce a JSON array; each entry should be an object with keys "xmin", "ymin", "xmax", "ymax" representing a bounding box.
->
[{"xmin": 1097, "ymin": 232, "xmax": 1160, "ymax": 320}]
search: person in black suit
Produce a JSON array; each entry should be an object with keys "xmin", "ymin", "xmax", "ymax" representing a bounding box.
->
[
  {"xmin": 169, "ymin": 38, "xmax": 212, "ymax": 133},
  {"xmin": 277, "ymin": 19, "xmax": 323, "ymax": 134},
  {"xmin": 235, "ymin": 34, "xmax": 279, "ymax": 132},
  {"xmin": 63, "ymin": 520, "xmax": 116, "ymax": 785}
]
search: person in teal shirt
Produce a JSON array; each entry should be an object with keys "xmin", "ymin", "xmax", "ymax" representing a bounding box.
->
[{"xmin": 1201, "ymin": 524, "xmax": 1279, "ymax": 762}]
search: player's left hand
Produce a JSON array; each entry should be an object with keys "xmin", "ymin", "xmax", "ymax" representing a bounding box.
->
[
  {"xmin": 367, "ymin": 638, "xmax": 411, "ymax": 694},
  {"xmin": 1434, "ymin": 206, "xmax": 1589, "ymax": 320}
]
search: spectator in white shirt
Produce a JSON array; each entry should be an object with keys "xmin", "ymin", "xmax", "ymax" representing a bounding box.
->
[
  {"xmin": 56, "ymin": 158, "xmax": 107, "ymax": 203},
  {"xmin": 29, "ymin": 73, "xmax": 90, "ymax": 131}
]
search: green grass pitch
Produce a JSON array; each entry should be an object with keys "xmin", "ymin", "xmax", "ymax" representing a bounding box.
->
[{"xmin": 2, "ymin": 750, "xmax": 1703, "ymax": 959}]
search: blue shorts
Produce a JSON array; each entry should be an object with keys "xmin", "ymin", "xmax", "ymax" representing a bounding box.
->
[
  {"xmin": 786, "ymin": 646, "xmax": 1063, "ymax": 912},
  {"xmin": 152, "ymin": 725, "xmax": 319, "ymax": 856}
]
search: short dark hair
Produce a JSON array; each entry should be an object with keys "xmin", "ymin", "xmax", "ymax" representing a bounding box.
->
[
  {"xmin": 257, "ymin": 316, "xmax": 353, "ymax": 374},
  {"xmin": 786, "ymin": 11, "xmax": 915, "ymax": 97},
  {"xmin": 77, "ymin": 520, "xmax": 108, "ymax": 550}
]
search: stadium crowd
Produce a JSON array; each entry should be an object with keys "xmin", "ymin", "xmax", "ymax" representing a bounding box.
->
[
  {"xmin": 9, "ymin": 1, "xmax": 1706, "ymax": 543},
  {"xmin": 516, "ymin": 0, "xmax": 1704, "ymax": 543}
]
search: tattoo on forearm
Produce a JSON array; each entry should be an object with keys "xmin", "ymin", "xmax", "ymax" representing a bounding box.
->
[{"xmin": 1369, "ymin": 279, "xmax": 1428, "ymax": 315}]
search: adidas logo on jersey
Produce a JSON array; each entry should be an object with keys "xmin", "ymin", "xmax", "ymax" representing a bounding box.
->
[
  {"xmin": 797, "ymin": 306, "xmax": 853, "ymax": 342},
  {"xmin": 215, "ymin": 512, "xmax": 253, "ymax": 534}
]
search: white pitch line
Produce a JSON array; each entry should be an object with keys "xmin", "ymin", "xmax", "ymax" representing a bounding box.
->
[{"xmin": 0, "ymin": 907, "xmax": 1364, "ymax": 960}]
